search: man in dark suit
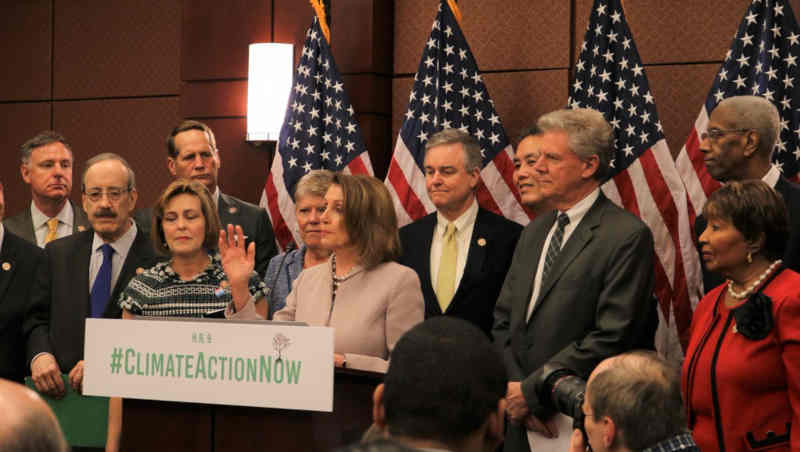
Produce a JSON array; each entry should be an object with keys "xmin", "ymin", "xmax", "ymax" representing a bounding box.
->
[
  {"xmin": 157, "ymin": 120, "xmax": 276, "ymax": 277},
  {"xmin": 0, "ymin": 179, "xmax": 43, "ymax": 382},
  {"xmin": 3, "ymin": 131, "xmax": 90, "ymax": 247},
  {"xmin": 398, "ymin": 129, "xmax": 521, "ymax": 336},
  {"xmin": 492, "ymin": 109, "xmax": 655, "ymax": 452},
  {"xmin": 25, "ymin": 154, "xmax": 158, "ymax": 398},
  {"xmin": 697, "ymin": 95, "xmax": 800, "ymax": 292}
]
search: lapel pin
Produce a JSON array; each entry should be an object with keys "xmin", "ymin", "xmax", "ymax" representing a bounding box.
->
[
  {"xmin": 228, "ymin": 207, "xmax": 238, "ymax": 214},
  {"xmin": 477, "ymin": 238, "xmax": 486, "ymax": 247},
  {"xmin": 78, "ymin": 226, "xmax": 87, "ymax": 232},
  {"xmin": 136, "ymin": 267, "xmax": 145, "ymax": 275},
  {"xmin": 1, "ymin": 262, "xmax": 10, "ymax": 271}
]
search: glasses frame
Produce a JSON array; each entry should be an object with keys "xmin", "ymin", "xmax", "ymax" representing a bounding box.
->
[
  {"xmin": 83, "ymin": 187, "xmax": 133, "ymax": 203},
  {"xmin": 700, "ymin": 127, "xmax": 751, "ymax": 142}
]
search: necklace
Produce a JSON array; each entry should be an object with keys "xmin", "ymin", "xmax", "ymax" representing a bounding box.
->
[{"xmin": 727, "ymin": 259, "xmax": 782, "ymax": 300}]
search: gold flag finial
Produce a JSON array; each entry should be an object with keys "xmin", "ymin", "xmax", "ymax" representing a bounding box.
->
[{"xmin": 309, "ymin": 0, "xmax": 331, "ymax": 43}]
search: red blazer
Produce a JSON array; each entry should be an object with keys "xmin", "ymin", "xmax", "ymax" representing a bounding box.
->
[{"xmin": 682, "ymin": 268, "xmax": 800, "ymax": 452}]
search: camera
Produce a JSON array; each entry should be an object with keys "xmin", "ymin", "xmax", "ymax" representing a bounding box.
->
[{"xmin": 535, "ymin": 364, "xmax": 591, "ymax": 450}]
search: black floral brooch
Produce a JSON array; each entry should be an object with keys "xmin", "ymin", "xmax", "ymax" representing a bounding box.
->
[{"xmin": 732, "ymin": 292, "xmax": 774, "ymax": 340}]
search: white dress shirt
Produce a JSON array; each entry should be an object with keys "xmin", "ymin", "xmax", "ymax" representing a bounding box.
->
[
  {"xmin": 527, "ymin": 188, "xmax": 600, "ymax": 321},
  {"xmin": 31, "ymin": 201, "xmax": 74, "ymax": 248},
  {"xmin": 762, "ymin": 164, "xmax": 780, "ymax": 188},
  {"xmin": 88, "ymin": 220, "xmax": 138, "ymax": 292},
  {"xmin": 429, "ymin": 198, "xmax": 478, "ymax": 296}
]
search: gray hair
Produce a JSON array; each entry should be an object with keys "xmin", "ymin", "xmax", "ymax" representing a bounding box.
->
[
  {"xmin": 588, "ymin": 351, "xmax": 687, "ymax": 450},
  {"xmin": 424, "ymin": 129, "xmax": 482, "ymax": 172},
  {"xmin": 81, "ymin": 153, "xmax": 137, "ymax": 190},
  {"xmin": 20, "ymin": 131, "xmax": 72, "ymax": 165},
  {"xmin": 536, "ymin": 109, "xmax": 614, "ymax": 181},
  {"xmin": 715, "ymin": 96, "xmax": 780, "ymax": 159},
  {"xmin": 294, "ymin": 169, "xmax": 334, "ymax": 202}
]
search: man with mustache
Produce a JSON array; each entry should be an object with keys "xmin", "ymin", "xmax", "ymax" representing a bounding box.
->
[
  {"xmin": 3, "ymin": 131, "xmax": 90, "ymax": 247},
  {"xmin": 0, "ymin": 178, "xmax": 43, "ymax": 383},
  {"xmin": 164, "ymin": 120, "xmax": 276, "ymax": 277},
  {"xmin": 398, "ymin": 129, "xmax": 522, "ymax": 337},
  {"xmin": 697, "ymin": 95, "xmax": 800, "ymax": 291},
  {"xmin": 25, "ymin": 154, "xmax": 158, "ymax": 403}
]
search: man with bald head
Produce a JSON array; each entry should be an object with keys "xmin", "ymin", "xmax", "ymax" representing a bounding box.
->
[
  {"xmin": 25, "ymin": 153, "xmax": 158, "ymax": 398},
  {"xmin": 698, "ymin": 95, "xmax": 800, "ymax": 290},
  {"xmin": 568, "ymin": 351, "xmax": 697, "ymax": 452},
  {"xmin": 0, "ymin": 378, "xmax": 68, "ymax": 452}
]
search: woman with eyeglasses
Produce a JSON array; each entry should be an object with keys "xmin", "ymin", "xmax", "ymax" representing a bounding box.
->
[
  {"xmin": 118, "ymin": 179, "xmax": 268, "ymax": 319},
  {"xmin": 682, "ymin": 181, "xmax": 800, "ymax": 451}
]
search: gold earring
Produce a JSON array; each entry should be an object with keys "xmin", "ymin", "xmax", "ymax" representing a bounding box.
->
[{"xmin": 747, "ymin": 251, "xmax": 752, "ymax": 264}]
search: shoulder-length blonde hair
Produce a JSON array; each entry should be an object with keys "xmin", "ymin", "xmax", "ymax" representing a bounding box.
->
[
  {"xmin": 152, "ymin": 179, "xmax": 221, "ymax": 255},
  {"xmin": 332, "ymin": 173, "xmax": 401, "ymax": 269}
]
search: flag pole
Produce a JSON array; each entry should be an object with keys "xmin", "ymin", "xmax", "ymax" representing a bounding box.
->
[{"xmin": 309, "ymin": 0, "xmax": 331, "ymax": 43}]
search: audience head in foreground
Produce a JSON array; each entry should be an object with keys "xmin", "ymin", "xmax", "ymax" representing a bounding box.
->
[
  {"xmin": 574, "ymin": 351, "xmax": 696, "ymax": 452},
  {"xmin": 0, "ymin": 378, "xmax": 68, "ymax": 452},
  {"xmin": 373, "ymin": 317, "xmax": 507, "ymax": 452}
]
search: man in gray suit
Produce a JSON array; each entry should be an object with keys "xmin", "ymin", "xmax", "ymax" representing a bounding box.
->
[
  {"xmin": 3, "ymin": 131, "xmax": 90, "ymax": 247},
  {"xmin": 492, "ymin": 109, "xmax": 656, "ymax": 452}
]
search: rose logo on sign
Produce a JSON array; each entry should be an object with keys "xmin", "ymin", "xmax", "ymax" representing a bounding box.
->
[{"xmin": 273, "ymin": 333, "xmax": 291, "ymax": 363}]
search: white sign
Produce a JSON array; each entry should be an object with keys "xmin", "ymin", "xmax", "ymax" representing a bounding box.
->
[{"xmin": 83, "ymin": 318, "xmax": 334, "ymax": 412}]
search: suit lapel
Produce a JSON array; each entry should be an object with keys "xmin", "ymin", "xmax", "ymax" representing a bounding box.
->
[
  {"xmin": 517, "ymin": 212, "xmax": 555, "ymax": 327},
  {"xmin": 76, "ymin": 233, "xmax": 93, "ymax": 318},
  {"xmin": 0, "ymin": 237, "xmax": 19, "ymax": 303},
  {"xmin": 107, "ymin": 230, "xmax": 147, "ymax": 317},
  {"xmin": 72, "ymin": 201, "xmax": 91, "ymax": 233},
  {"xmin": 217, "ymin": 193, "xmax": 239, "ymax": 229},
  {"xmin": 530, "ymin": 196, "xmax": 605, "ymax": 319},
  {"xmin": 451, "ymin": 209, "xmax": 489, "ymax": 310},
  {"xmin": 20, "ymin": 210, "xmax": 36, "ymax": 243},
  {"xmin": 413, "ymin": 215, "xmax": 437, "ymax": 313}
]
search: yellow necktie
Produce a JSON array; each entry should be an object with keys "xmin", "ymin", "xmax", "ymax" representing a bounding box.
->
[
  {"xmin": 44, "ymin": 218, "xmax": 59, "ymax": 244},
  {"xmin": 436, "ymin": 223, "xmax": 457, "ymax": 313}
]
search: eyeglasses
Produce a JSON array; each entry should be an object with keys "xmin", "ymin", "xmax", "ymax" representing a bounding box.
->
[
  {"xmin": 700, "ymin": 128, "xmax": 751, "ymax": 142},
  {"xmin": 84, "ymin": 187, "xmax": 131, "ymax": 202}
]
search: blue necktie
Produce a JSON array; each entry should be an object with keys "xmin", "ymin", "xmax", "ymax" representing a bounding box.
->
[{"xmin": 90, "ymin": 244, "xmax": 114, "ymax": 318}]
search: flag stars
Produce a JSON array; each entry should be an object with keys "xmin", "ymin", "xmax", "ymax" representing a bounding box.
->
[
  {"xmin": 603, "ymin": 49, "xmax": 615, "ymax": 62},
  {"xmin": 768, "ymin": 45, "xmax": 780, "ymax": 59},
  {"xmin": 618, "ymin": 57, "xmax": 629, "ymax": 70},
  {"xmin": 734, "ymin": 74, "xmax": 747, "ymax": 88},
  {"xmin": 632, "ymin": 64, "xmax": 644, "ymax": 76},
  {"xmin": 771, "ymin": 24, "xmax": 782, "ymax": 38},
  {"xmin": 745, "ymin": 11, "xmax": 758, "ymax": 25},
  {"xmin": 426, "ymin": 38, "xmax": 437, "ymax": 49},
  {"xmin": 781, "ymin": 96, "xmax": 792, "ymax": 110},
  {"xmin": 425, "ymin": 56, "xmax": 435, "ymax": 68},
  {"xmin": 595, "ymin": 23, "xmax": 604, "ymax": 36},
  {"xmin": 629, "ymin": 83, "xmax": 640, "ymax": 96},
  {"xmin": 599, "ymin": 69, "xmax": 611, "ymax": 82},
  {"xmin": 740, "ymin": 32, "xmax": 754, "ymax": 47},
  {"xmin": 288, "ymin": 157, "xmax": 298, "ymax": 168},
  {"xmin": 615, "ymin": 78, "xmax": 626, "ymax": 90},
  {"xmin": 639, "ymin": 131, "xmax": 649, "ymax": 143},
  {"xmin": 628, "ymin": 104, "xmax": 638, "ymax": 117},
  {"xmin": 305, "ymin": 143, "xmax": 315, "ymax": 155},
  {"xmin": 610, "ymin": 10, "xmax": 621, "ymax": 23},
  {"xmin": 643, "ymin": 91, "xmax": 654, "ymax": 104},
  {"xmin": 788, "ymin": 32, "xmax": 800, "ymax": 46},
  {"xmin": 622, "ymin": 144, "xmax": 634, "ymax": 157},
  {"xmin": 625, "ymin": 124, "xmax": 636, "ymax": 137},
  {"xmin": 784, "ymin": 54, "xmax": 797, "ymax": 67},
  {"xmin": 622, "ymin": 37, "xmax": 631, "ymax": 50}
]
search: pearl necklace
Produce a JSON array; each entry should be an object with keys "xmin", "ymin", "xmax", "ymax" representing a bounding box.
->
[{"xmin": 727, "ymin": 259, "xmax": 782, "ymax": 300}]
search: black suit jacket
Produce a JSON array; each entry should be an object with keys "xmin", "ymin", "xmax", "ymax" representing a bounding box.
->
[
  {"xmin": 398, "ymin": 207, "xmax": 522, "ymax": 336},
  {"xmin": 492, "ymin": 193, "xmax": 655, "ymax": 452},
  {"xmin": 0, "ymin": 231, "xmax": 43, "ymax": 381},
  {"xmin": 24, "ymin": 228, "xmax": 159, "ymax": 373},
  {"xmin": 695, "ymin": 176, "xmax": 800, "ymax": 292},
  {"xmin": 135, "ymin": 192, "xmax": 276, "ymax": 277},
  {"xmin": 3, "ymin": 200, "xmax": 90, "ymax": 245}
]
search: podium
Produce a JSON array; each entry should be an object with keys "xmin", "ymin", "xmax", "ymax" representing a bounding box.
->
[{"xmin": 120, "ymin": 368, "xmax": 382, "ymax": 452}]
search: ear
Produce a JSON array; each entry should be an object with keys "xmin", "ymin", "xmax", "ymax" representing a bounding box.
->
[
  {"xmin": 372, "ymin": 383, "xmax": 387, "ymax": 428},
  {"xmin": 20, "ymin": 163, "xmax": 31, "ymax": 184},
  {"xmin": 82, "ymin": 193, "xmax": 90, "ymax": 214},
  {"xmin": 747, "ymin": 232, "xmax": 766, "ymax": 255},
  {"xmin": 742, "ymin": 130, "xmax": 761, "ymax": 158},
  {"xmin": 580, "ymin": 155, "xmax": 600, "ymax": 180},
  {"xmin": 128, "ymin": 188, "xmax": 139, "ymax": 212},
  {"xmin": 468, "ymin": 166, "xmax": 480, "ymax": 190},
  {"xmin": 214, "ymin": 149, "xmax": 222, "ymax": 168},
  {"xmin": 601, "ymin": 416, "xmax": 617, "ymax": 449},
  {"xmin": 167, "ymin": 157, "xmax": 177, "ymax": 177}
]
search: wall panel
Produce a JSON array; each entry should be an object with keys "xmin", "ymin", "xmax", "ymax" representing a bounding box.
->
[
  {"xmin": 54, "ymin": 0, "xmax": 180, "ymax": 98},
  {"xmin": 0, "ymin": 1, "xmax": 51, "ymax": 101},
  {"xmin": 183, "ymin": 0, "xmax": 271, "ymax": 81},
  {"xmin": 53, "ymin": 98, "xmax": 181, "ymax": 209}
]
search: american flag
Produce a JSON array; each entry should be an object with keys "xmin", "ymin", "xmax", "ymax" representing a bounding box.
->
[
  {"xmin": 260, "ymin": 15, "xmax": 373, "ymax": 249},
  {"xmin": 384, "ymin": 0, "xmax": 529, "ymax": 227},
  {"xmin": 569, "ymin": 0, "xmax": 702, "ymax": 360},
  {"xmin": 677, "ymin": 0, "xmax": 800, "ymax": 224}
]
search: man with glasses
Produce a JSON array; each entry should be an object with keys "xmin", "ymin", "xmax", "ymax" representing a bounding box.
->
[
  {"xmin": 4, "ymin": 131, "xmax": 90, "ymax": 247},
  {"xmin": 697, "ymin": 95, "xmax": 800, "ymax": 290},
  {"xmin": 568, "ymin": 351, "xmax": 697, "ymax": 452},
  {"xmin": 25, "ymin": 153, "xmax": 158, "ymax": 401}
]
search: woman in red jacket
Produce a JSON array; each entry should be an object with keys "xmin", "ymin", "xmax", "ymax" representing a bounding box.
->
[{"xmin": 682, "ymin": 180, "xmax": 800, "ymax": 451}]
